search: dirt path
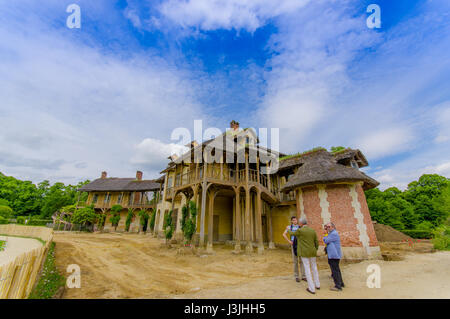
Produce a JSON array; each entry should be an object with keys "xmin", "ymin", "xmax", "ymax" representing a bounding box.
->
[
  {"xmin": 53, "ymin": 232, "xmax": 450, "ymax": 299},
  {"xmin": 0, "ymin": 236, "xmax": 43, "ymax": 266}
]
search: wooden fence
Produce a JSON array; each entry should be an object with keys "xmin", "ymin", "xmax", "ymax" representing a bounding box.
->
[{"xmin": 0, "ymin": 225, "xmax": 53, "ymax": 299}]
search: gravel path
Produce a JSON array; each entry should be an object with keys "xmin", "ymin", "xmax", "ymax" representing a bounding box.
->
[{"xmin": 0, "ymin": 236, "xmax": 43, "ymax": 266}]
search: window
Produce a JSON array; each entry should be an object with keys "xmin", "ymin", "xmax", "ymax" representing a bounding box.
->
[
  {"xmin": 350, "ymin": 160, "xmax": 359, "ymax": 169},
  {"xmin": 104, "ymin": 193, "xmax": 111, "ymax": 203},
  {"xmin": 92, "ymin": 194, "xmax": 98, "ymax": 204},
  {"xmin": 117, "ymin": 193, "xmax": 122, "ymax": 204},
  {"xmin": 167, "ymin": 177, "xmax": 173, "ymax": 188}
]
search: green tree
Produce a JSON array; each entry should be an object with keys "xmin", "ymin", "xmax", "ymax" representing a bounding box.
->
[
  {"xmin": 125, "ymin": 208, "xmax": 134, "ymax": 232},
  {"xmin": 164, "ymin": 210, "xmax": 174, "ymax": 242},
  {"xmin": 109, "ymin": 204, "xmax": 123, "ymax": 231},
  {"xmin": 71, "ymin": 206, "xmax": 98, "ymax": 226},
  {"xmin": 138, "ymin": 210, "xmax": 149, "ymax": 232},
  {"xmin": 0, "ymin": 205, "xmax": 13, "ymax": 219},
  {"xmin": 181, "ymin": 201, "xmax": 197, "ymax": 245}
]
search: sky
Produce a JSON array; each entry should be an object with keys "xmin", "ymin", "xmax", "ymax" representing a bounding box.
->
[{"xmin": 0, "ymin": 0, "xmax": 449, "ymax": 190}]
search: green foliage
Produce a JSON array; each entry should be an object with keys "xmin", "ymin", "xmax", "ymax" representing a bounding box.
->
[
  {"xmin": 138, "ymin": 210, "xmax": 149, "ymax": 231},
  {"xmin": 400, "ymin": 229, "xmax": 433, "ymax": 239},
  {"xmin": 16, "ymin": 216, "xmax": 26, "ymax": 224},
  {"xmin": 125, "ymin": 208, "xmax": 134, "ymax": 232},
  {"xmin": 71, "ymin": 206, "xmax": 98, "ymax": 226},
  {"xmin": 109, "ymin": 204, "xmax": 123, "ymax": 231},
  {"xmin": 98, "ymin": 214, "xmax": 106, "ymax": 228},
  {"xmin": 28, "ymin": 242, "xmax": 65, "ymax": 299},
  {"xmin": 0, "ymin": 172, "xmax": 90, "ymax": 218},
  {"xmin": 0, "ymin": 205, "xmax": 13, "ymax": 219},
  {"xmin": 279, "ymin": 147, "xmax": 327, "ymax": 161},
  {"xmin": 27, "ymin": 219, "xmax": 53, "ymax": 226},
  {"xmin": 182, "ymin": 201, "xmax": 197, "ymax": 244},
  {"xmin": 111, "ymin": 204, "xmax": 123, "ymax": 214},
  {"xmin": 0, "ymin": 240, "xmax": 6, "ymax": 251},
  {"xmin": 366, "ymin": 174, "xmax": 449, "ymax": 232},
  {"xmin": 330, "ymin": 146, "xmax": 346, "ymax": 153},
  {"xmin": 0, "ymin": 216, "xmax": 9, "ymax": 224},
  {"xmin": 164, "ymin": 210, "xmax": 174, "ymax": 241},
  {"xmin": 432, "ymin": 226, "xmax": 450, "ymax": 251},
  {"xmin": 149, "ymin": 210, "xmax": 156, "ymax": 231}
]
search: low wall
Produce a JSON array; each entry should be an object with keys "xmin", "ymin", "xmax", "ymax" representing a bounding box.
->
[{"xmin": 0, "ymin": 225, "xmax": 53, "ymax": 299}]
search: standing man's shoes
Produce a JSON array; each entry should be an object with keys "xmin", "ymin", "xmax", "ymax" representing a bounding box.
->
[
  {"xmin": 330, "ymin": 287, "xmax": 342, "ymax": 291},
  {"xmin": 341, "ymin": 283, "xmax": 345, "ymax": 288},
  {"xmin": 306, "ymin": 288, "xmax": 315, "ymax": 294},
  {"xmin": 295, "ymin": 278, "xmax": 300, "ymax": 282}
]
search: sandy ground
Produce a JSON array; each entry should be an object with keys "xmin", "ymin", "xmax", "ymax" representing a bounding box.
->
[
  {"xmin": 53, "ymin": 232, "xmax": 450, "ymax": 299},
  {"xmin": 0, "ymin": 236, "xmax": 43, "ymax": 266}
]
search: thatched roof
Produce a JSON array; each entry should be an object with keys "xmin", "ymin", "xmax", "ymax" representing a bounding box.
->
[
  {"xmin": 78, "ymin": 178, "xmax": 161, "ymax": 192},
  {"xmin": 281, "ymin": 150, "xmax": 379, "ymax": 192},
  {"xmin": 333, "ymin": 148, "xmax": 368, "ymax": 167}
]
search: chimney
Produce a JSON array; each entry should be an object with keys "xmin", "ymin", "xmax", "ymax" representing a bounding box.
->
[
  {"xmin": 136, "ymin": 171, "xmax": 143, "ymax": 181},
  {"xmin": 101, "ymin": 171, "xmax": 107, "ymax": 179}
]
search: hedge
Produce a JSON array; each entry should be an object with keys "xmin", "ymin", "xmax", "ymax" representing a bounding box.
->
[
  {"xmin": 27, "ymin": 219, "xmax": 53, "ymax": 226},
  {"xmin": 400, "ymin": 229, "xmax": 433, "ymax": 239},
  {"xmin": 0, "ymin": 216, "xmax": 9, "ymax": 224}
]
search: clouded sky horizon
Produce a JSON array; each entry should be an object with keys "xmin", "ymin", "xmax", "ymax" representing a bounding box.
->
[{"xmin": 0, "ymin": 0, "xmax": 449, "ymax": 190}]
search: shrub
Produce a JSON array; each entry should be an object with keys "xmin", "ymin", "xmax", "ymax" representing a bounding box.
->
[
  {"xmin": 432, "ymin": 226, "xmax": 450, "ymax": 251},
  {"xmin": 138, "ymin": 210, "xmax": 149, "ymax": 232},
  {"xmin": 16, "ymin": 216, "xmax": 26, "ymax": 224},
  {"xmin": 71, "ymin": 206, "xmax": 98, "ymax": 226},
  {"xmin": 400, "ymin": 229, "xmax": 433, "ymax": 239},
  {"xmin": 149, "ymin": 210, "xmax": 156, "ymax": 232},
  {"xmin": 164, "ymin": 210, "xmax": 174, "ymax": 242},
  {"xmin": 0, "ymin": 216, "xmax": 9, "ymax": 224},
  {"xmin": 0, "ymin": 205, "xmax": 13, "ymax": 219},
  {"xmin": 27, "ymin": 219, "xmax": 53, "ymax": 226},
  {"xmin": 125, "ymin": 208, "xmax": 134, "ymax": 232},
  {"xmin": 182, "ymin": 201, "xmax": 197, "ymax": 245},
  {"xmin": 109, "ymin": 205, "xmax": 123, "ymax": 231}
]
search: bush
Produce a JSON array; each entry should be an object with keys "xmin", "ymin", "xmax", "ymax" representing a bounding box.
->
[
  {"xmin": 27, "ymin": 219, "xmax": 53, "ymax": 226},
  {"xmin": 182, "ymin": 201, "xmax": 197, "ymax": 244},
  {"xmin": 138, "ymin": 210, "xmax": 149, "ymax": 232},
  {"xmin": 400, "ymin": 229, "xmax": 433, "ymax": 239},
  {"xmin": 125, "ymin": 209, "xmax": 134, "ymax": 232},
  {"xmin": 0, "ymin": 205, "xmax": 13, "ymax": 219},
  {"xmin": 432, "ymin": 226, "xmax": 450, "ymax": 251},
  {"xmin": 16, "ymin": 216, "xmax": 26, "ymax": 224},
  {"xmin": 164, "ymin": 210, "xmax": 174, "ymax": 242},
  {"xmin": 149, "ymin": 210, "xmax": 156, "ymax": 232},
  {"xmin": 0, "ymin": 216, "xmax": 9, "ymax": 224}
]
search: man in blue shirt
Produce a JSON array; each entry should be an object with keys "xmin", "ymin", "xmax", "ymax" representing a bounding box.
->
[
  {"xmin": 323, "ymin": 222, "xmax": 345, "ymax": 291},
  {"xmin": 283, "ymin": 216, "xmax": 306, "ymax": 282}
]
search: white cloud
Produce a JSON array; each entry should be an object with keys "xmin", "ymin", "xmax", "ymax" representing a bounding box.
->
[
  {"xmin": 353, "ymin": 127, "xmax": 415, "ymax": 159},
  {"xmin": 155, "ymin": 0, "xmax": 310, "ymax": 32},
  {"xmin": 131, "ymin": 138, "xmax": 189, "ymax": 173},
  {"xmin": 0, "ymin": 2, "xmax": 206, "ymax": 184}
]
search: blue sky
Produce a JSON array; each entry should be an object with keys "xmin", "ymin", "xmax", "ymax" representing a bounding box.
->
[{"xmin": 0, "ymin": 0, "xmax": 449, "ymax": 190}]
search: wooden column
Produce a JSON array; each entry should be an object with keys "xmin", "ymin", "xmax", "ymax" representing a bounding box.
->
[
  {"xmin": 234, "ymin": 189, "xmax": 241, "ymax": 252},
  {"xmin": 256, "ymin": 190, "xmax": 264, "ymax": 254},
  {"xmin": 244, "ymin": 188, "xmax": 252, "ymax": 253},
  {"xmin": 267, "ymin": 205, "xmax": 275, "ymax": 249},
  {"xmin": 199, "ymin": 163, "xmax": 208, "ymax": 247},
  {"xmin": 207, "ymin": 189, "xmax": 215, "ymax": 253}
]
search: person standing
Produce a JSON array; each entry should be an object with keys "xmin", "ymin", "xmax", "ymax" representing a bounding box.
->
[
  {"xmin": 323, "ymin": 222, "xmax": 345, "ymax": 291},
  {"xmin": 287, "ymin": 217, "xmax": 320, "ymax": 294},
  {"xmin": 282, "ymin": 216, "xmax": 306, "ymax": 282}
]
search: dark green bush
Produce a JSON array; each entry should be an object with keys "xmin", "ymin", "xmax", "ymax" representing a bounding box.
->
[
  {"xmin": 16, "ymin": 216, "xmax": 26, "ymax": 224},
  {"xmin": 0, "ymin": 216, "xmax": 9, "ymax": 224},
  {"xmin": 27, "ymin": 219, "xmax": 53, "ymax": 226},
  {"xmin": 400, "ymin": 229, "xmax": 433, "ymax": 239}
]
